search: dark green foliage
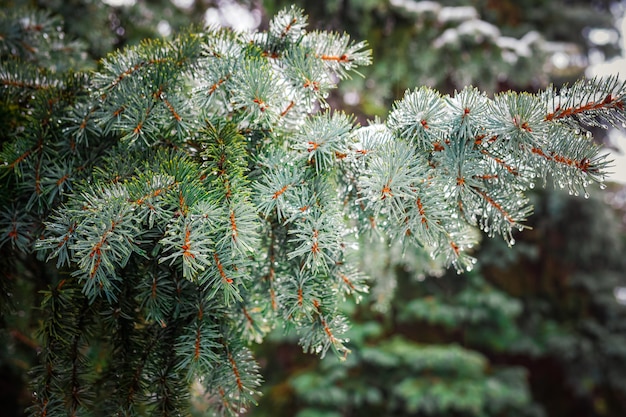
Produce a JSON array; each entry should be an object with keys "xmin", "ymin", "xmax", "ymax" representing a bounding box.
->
[{"xmin": 1, "ymin": 6, "xmax": 372, "ymax": 415}]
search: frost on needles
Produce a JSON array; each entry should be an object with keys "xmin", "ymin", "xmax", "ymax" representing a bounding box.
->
[{"xmin": 1, "ymin": 5, "xmax": 626, "ymax": 417}]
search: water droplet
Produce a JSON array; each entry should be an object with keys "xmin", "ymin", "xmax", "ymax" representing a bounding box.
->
[
  {"xmin": 600, "ymin": 183, "xmax": 607, "ymax": 190},
  {"xmin": 529, "ymin": 182, "xmax": 535, "ymax": 189},
  {"xmin": 584, "ymin": 192, "xmax": 590, "ymax": 199},
  {"xmin": 509, "ymin": 238, "xmax": 516, "ymax": 245}
]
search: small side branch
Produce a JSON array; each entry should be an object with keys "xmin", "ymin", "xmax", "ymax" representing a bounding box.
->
[{"xmin": 546, "ymin": 94, "xmax": 624, "ymax": 121}]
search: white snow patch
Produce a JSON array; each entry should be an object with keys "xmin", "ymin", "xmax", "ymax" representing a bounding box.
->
[
  {"xmin": 389, "ymin": 0, "xmax": 441, "ymax": 15},
  {"xmin": 433, "ymin": 28, "xmax": 459, "ymax": 48},
  {"xmin": 438, "ymin": 6, "xmax": 478, "ymax": 23},
  {"xmin": 101, "ymin": 0, "xmax": 136, "ymax": 6},
  {"xmin": 497, "ymin": 36, "xmax": 532, "ymax": 58},
  {"xmin": 457, "ymin": 19, "xmax": 500, "ymax": 41}
]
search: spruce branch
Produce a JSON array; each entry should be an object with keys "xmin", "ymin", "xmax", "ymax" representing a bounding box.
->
[
  {"xmin": 287, "ymin": 206, "xmax": 343, "ymax": 274},
  {"xmin": 1, "ymin": 5, "xmax": 626, "ymax": 417},
  {"xmin": 334, "ymin": 264, "xmax": 369, "ymax": 303},
  {"xmin": 291, "ymin": 111, "xmax": 354, "ymax": 174},
  {"xmin": 0, "ymin": 59, "xmax": 60, "ymax": 95},
  {"xmin": 174, "ymin": 303, "xmax": 220, "ymax": 379},
  {"xmin": 299, "ymin": 300, "xmax": 351, "ymax": 359},
  {"xmin": 304, "ymin": 31, "xmax": 372, "ymax": 79},
  {"xmin": 0, "ymin": 7, "xmax": 87, "ymax": 70},
  {"xmin": 137, "ymin": 267, "xmax": 177, "ymax": 327},
  {"xmin": 254, "ymin": 154, "xmax": 304, "ymax": 221},
  {"xmin": 387, "ymin": 87, "xmax": 451, "ymax": 151},
  {"xmin": 268, "ymin": 5, "xmax": 308, "ymax": 44},
  {"xmin": 203, "ymin": 342, "xmax": 262, "ymax": 416},
  {"xmin": 349, "ymin": 81, "xmax": 624, "ymax": 269},
  {"xmin": 0, "ymin": 205, "xmax": 33, "ymax": 252},
  {"xmin": 280, "ymin": 267, "xmax": 324, "ymax": 321},
  {"xmin": 159, "ymin": 209, "xmax": 215, "ymax": 282},
  {"xmin": 543, "ymin": 75, "xmax": 626, "ymax": 129}
]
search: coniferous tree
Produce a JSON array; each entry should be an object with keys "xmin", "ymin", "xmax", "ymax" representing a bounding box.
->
[{"xmin": 1, "ymin": 4, "xmax": 626, "ymax": 417}]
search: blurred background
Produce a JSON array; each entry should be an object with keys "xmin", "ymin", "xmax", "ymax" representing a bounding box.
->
[{"xmin": 3, "ymin": 1, "xmax": 626, "ymax": 416}]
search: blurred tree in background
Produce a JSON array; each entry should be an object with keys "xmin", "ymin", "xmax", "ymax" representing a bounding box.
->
[{"xmin": 1, "ymin": 1, "xmax": 625, "ymax": 417}]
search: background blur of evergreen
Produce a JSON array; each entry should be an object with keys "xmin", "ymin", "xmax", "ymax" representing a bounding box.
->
[{"xmin": 1, "ymin": 1, "xmax": 626, "ymax": 416}]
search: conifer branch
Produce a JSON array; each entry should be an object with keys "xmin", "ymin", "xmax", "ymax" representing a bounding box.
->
[
  {"xmin": 1, "ymin": 5, "xmax": 626, "ymax": 417},
  {"xmin": 543, "ymin": 76, "xmax": 626, "ymax": 128}
]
